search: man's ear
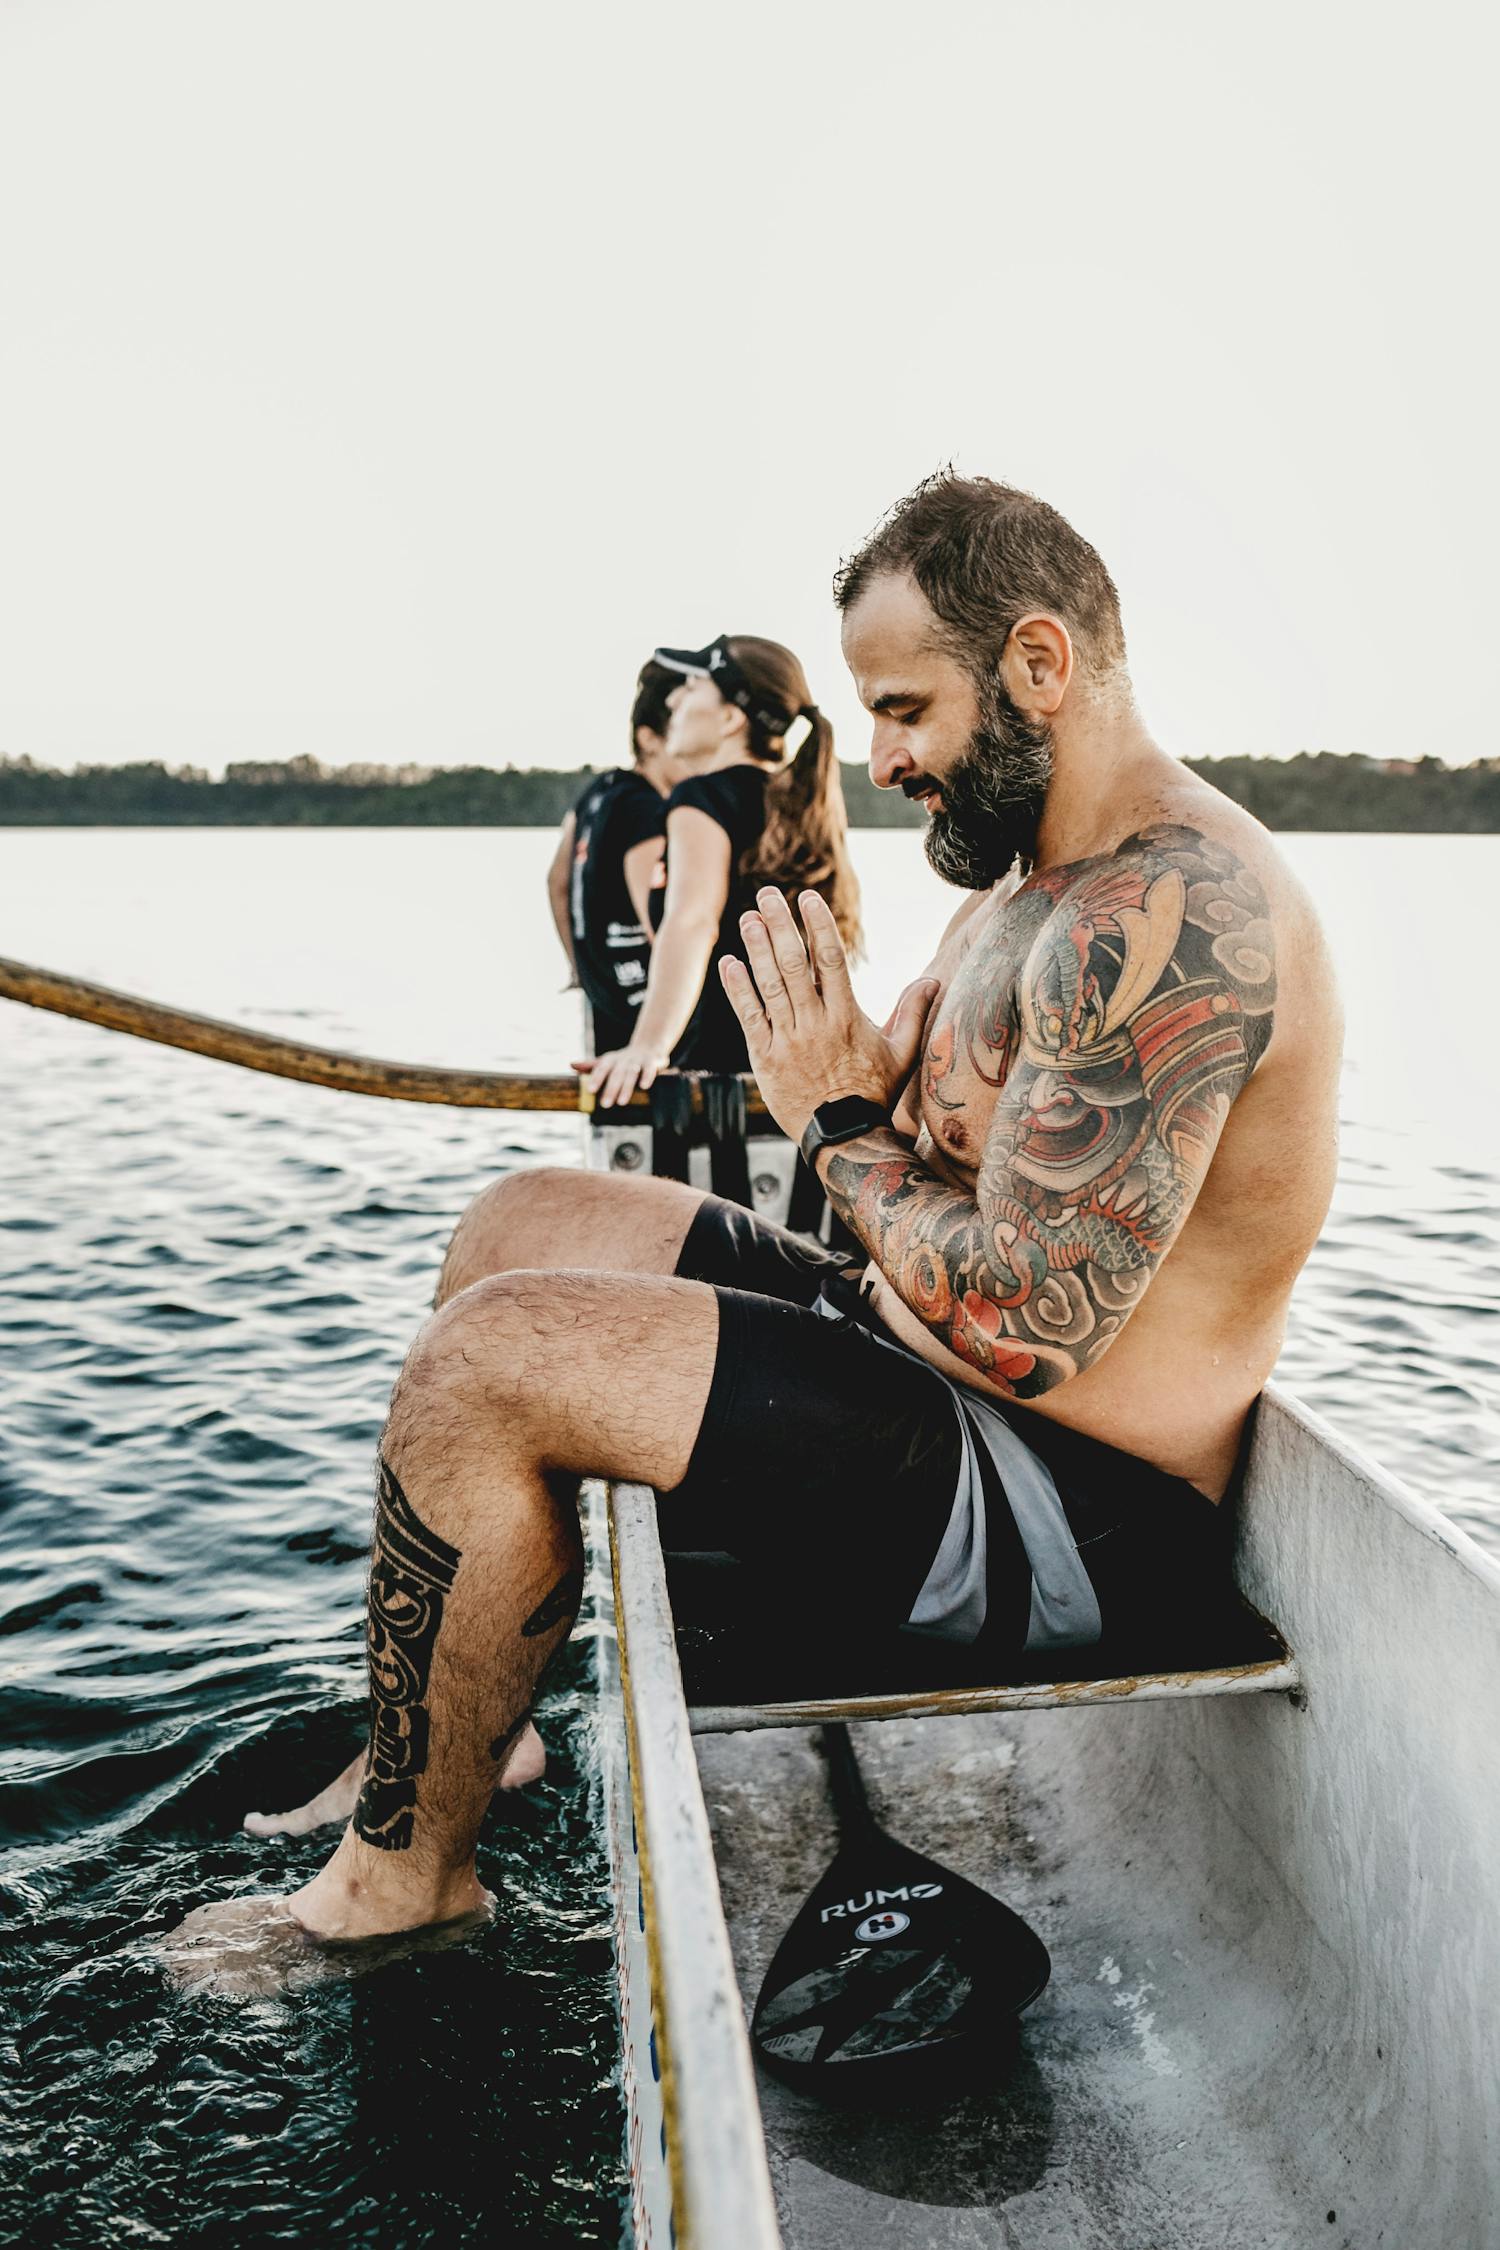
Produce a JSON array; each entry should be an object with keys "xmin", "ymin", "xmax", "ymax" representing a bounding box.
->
[
  {"xmin": 720, "ymin": 701, "xmax": 750, "ymax": 746},
  {"xmin": 1001, "ymin": 614, "xmax": 1073, "ymax": 716}
]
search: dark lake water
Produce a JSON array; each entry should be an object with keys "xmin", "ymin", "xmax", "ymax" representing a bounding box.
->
[{"xmin": 2, "ymin": 827, "xmax": 1496, "ymax": 2246}]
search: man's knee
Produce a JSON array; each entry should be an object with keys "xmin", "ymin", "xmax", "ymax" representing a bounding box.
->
[
  {"xmin": 389, "ymin": 1266, "xmax": 714, "ymax": 1495},
  {"xmin": 408, "ymin": 1269, "xmax": 544, "ymax": 1387},
  {"xmin": 461, "ymin": 1166, "xmax": 576, "ymax": 1245},
  {"xmin": 437, "ymin": 1168, "xmax": 577, "ymax": 1303},
  {"xmin": 437, "ymin": 1167, "xmax": 703, "ymax": 1306},
  {"xmin": 391, "ymin": 1273, "xmax": 552, "ymax": 1459}
]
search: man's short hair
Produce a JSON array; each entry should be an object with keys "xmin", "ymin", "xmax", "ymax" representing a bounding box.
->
[{"xmin": 833, "ymin": 471, "xmax": 1127, "ymax": 682}]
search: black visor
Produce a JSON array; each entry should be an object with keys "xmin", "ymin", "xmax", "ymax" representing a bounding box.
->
[{"xmin": 653, "ymin": 635, "xmax": 797, "ymax": 739}]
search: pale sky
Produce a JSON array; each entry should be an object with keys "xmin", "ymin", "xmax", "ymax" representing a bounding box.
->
[{"xmin": 1, "ymin": 0, "xmax": 1493, "ymax": 776}]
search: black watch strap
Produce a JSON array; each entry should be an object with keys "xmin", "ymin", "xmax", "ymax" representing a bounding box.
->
[{"xmin": 799, "ymin": 1096, "xmax": 892, "ymax": 1171}]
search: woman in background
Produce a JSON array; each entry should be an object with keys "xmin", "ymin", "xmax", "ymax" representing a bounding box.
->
[
  {"xmin": 546, "ymin": 660, "xmax": 673, "ymax": 1053},
  {"xmin": 579, "ymin": 633, "xmax": 861, "ymax": 1109}
]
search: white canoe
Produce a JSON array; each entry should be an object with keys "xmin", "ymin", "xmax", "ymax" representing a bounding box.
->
[{"xmin": 587, "ymin": 1118, "xmax": 1500, "ymax": 2250}]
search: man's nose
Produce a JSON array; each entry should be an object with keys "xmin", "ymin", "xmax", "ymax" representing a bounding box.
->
[{"xmin": 868, "ymin": 726, "xmax": 916, "ymax": 792}]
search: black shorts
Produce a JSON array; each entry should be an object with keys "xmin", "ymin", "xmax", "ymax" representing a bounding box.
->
[{"xmin": 665, "ymin": 1195, "xmax": 1236, "ymax": 1671}]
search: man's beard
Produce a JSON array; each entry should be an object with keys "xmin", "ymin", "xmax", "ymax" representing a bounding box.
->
[{"xmin": 916, "ymin": 684, "xmax": 1054, "ymax": 890}]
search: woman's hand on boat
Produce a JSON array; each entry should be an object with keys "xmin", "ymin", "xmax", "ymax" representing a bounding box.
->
[
  {"xmin": 723, "ymin": 889, "xmax": 939, "ymax": 1142},
  {"xmin": 574, "ymin": 1041, "xmax": 671, "ymax": 1109}
]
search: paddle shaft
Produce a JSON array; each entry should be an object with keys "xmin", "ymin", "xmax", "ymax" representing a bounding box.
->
[
  {"xmin": 0, "ymin": 954, "xmax": 767, "ymax": 1118},
  {"xmin": 819, "ymin": 1724, "xmax": 880, "ymax": 1845}
]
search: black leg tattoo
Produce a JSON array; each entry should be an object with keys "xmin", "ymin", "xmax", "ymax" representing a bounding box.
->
[
  {"xmin": 521, "ymin": 1568, "xmax": 583, "ymax": 1639},
  {"xmin": 489, "ymin": 1571, "xmax": 582, "ymax": 1766},
  {"xmin": 353, "ymin": 1458, "xmax": 462, "ymax": 1852},
  {"xmin": 488, "ymin": 1710, "xmax": 532, "ymax": 1764}
]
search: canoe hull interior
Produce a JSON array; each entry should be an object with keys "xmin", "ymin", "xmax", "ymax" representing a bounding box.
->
[
  {"xmin": 586, "ymin": 1122, "xmax": 1500, "ymax": 2246},
  {"xmin": 603, "ymin": 1397, "xmax": 1500, "ymax": 2249}
]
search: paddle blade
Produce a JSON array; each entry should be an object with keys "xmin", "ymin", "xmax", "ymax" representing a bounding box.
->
[{"xmin": 751, "ymin": 1821, "xmax": 1049, "ymax": 2099}]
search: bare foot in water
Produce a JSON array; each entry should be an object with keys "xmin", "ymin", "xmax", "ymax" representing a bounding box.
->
[
  {"xmin": 161, "ymin": 1885, "xmax": 495, "ymax": 1997},
  {"xmin": 165, "ymin": 1824, "xmax": 497, "ymax": 1995},
  {"xmin": 242, "ymin": 1722, "xmax": 546, "ymax": 1839}
]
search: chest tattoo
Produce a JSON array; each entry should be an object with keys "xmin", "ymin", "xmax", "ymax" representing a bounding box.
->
[{"xmin": 826, "ymin": 824, "xmax": 1277, "ymax": 1397}]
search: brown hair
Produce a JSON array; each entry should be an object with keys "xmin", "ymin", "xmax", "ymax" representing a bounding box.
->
[
  {"xmin": 722, "ymin": 634, "xmax": 862, "ymax": 955},
  {"xmin": 834, "ymin": 470, "xmax": 1127, "ymax": 683},
  {"xmin": 630, "ymin": 660, "xmax": 675, "ymax": 758}
]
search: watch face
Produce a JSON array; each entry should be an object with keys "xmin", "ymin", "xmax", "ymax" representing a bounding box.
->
[
  {"xmin": 816, "ymin": 1097, "xmax": 887, "ymax": 1140},
  {"xmin": 801, "ymin": 1097, "xmax": 890, "ymax": 1168}
]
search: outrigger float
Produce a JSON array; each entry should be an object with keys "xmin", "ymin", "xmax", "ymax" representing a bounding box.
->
[{"xmin": 4, "ymin": 957, "xmax": 1498, "ymax": 2250}]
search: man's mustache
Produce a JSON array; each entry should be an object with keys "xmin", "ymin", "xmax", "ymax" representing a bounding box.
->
[{"xmin": 900, "ymin": 774, "xmax": 935, "ymax": 801}]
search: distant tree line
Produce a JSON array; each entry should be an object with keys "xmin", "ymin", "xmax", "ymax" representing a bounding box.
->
[
  {"xmin": 1182, "ymin": 753, "xmax": 1500, "ymax": 833},
  {"xmin": 1, "ymin": 749, "xmax": 1497, "ymax": 831}
]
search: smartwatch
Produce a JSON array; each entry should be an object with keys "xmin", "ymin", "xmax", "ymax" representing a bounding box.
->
[{"xmin": 799, "ymin": 1096, "xmax": 892, "ymax": 1172}]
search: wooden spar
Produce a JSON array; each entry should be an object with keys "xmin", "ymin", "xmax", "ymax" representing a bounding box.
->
[{"xmin": 0, "ymin": 954, "xmax": 766, "ymax": 1117}]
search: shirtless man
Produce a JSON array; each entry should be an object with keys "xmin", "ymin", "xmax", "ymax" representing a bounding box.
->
[{"xmin": 171, "ymin": 472, "xmax": 1340, "ymax": 1988}]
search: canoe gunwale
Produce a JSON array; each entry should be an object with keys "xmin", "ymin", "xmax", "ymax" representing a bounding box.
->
[{"xmin": 607, "ymin": 1481, "xmax": 782, "ymax": 2250}]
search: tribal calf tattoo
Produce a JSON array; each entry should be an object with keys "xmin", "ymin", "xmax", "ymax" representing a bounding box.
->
[
  {"xmin": 521, "ymin": 1567, "xmax": 583, "ymax": 1639},
  {"xmin": 826, "ymin": 823, "xmax": 1277, "ymax": 1399},
  {"xmin": 485, "ymin": 1570, "xmax": 583, "ymax": 1764},
  {"xmin": 488, "ymin": 1709, "xmax": 532, "ymax": 1765},
  {"xmin": 353, "ymin": 1458, "xmax": 462, "ymax": 1852}
]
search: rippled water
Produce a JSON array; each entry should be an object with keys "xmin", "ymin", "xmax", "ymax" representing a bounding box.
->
[
  {"xmin": 0, "ymin": 1051, "xmax": 616, "ymax": 2244},
  {"xmin": 2, "ymin": 826, "xmax": 1497, "ymax": 2246}
]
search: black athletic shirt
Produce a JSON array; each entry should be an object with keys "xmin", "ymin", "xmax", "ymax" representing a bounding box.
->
[
  {"xmin": 651, "ymin": 764, "xmax": 770, "ymax": 1071},
  {"xmin": 568, "ymin": 769, "xmax": 666, "ymax": 1053}
]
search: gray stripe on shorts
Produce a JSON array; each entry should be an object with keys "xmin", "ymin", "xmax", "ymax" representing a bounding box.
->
[
  {"xmin": 905, "ymin": 1396, "xmax": 989, "ymax": 1642},
  {"xmin": 814, "ymin": 1288, "xmax": 1102, "ymax": 1652},
  {"xmin": 957, "ymin": 1385, "xmax": 1103, "ymax": 1652}
]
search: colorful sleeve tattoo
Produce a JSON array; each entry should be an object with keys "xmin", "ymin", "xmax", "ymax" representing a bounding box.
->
[{"xmin": 823, "ymin": 823, "xmax": 1277, "ymax": 1398}]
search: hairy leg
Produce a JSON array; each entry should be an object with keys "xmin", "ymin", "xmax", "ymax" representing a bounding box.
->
[
  {"xmin": 433, "ymin": 1164, "xmax": 705, "ymax": 1306},
  {"xmin": 170, "ymin": 1269, "xmax": 719, "ymax": 1990},
  {"xmin": 242, "ymin": 1167, "xmax": 708, "ymax": 1839}
]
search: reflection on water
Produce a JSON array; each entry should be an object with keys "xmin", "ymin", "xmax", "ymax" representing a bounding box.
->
[{"xmin": 1, "ymin": 826, "xmax": 1497, "ymax": 2243}]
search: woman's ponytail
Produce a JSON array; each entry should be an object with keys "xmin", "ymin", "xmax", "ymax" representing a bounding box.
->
[
  {"xmin": 741, "ymin": 698, "xmax": 863, "ymax": 956},
  {"xmin": 775, "ymin": 705, "xmax": 834, "ymax": 818}
]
